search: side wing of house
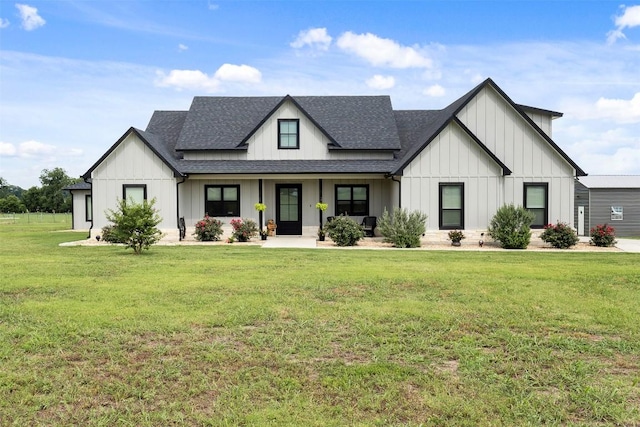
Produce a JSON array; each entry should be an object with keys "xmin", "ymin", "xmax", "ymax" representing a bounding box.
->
[
  {"xmin": 87, "ymin": 130, "xmax": 178, "ymax": 234},
  {"xmin": 401, "ymin": 120, "xmax": 506, "ymax": 230},
  {"xmin": 455, "ymin": 84, "xmax": 578, "ymax": 228},
  {"xmin": 70, "ymin": 189, "xmax": 92, "ymax": 230}
]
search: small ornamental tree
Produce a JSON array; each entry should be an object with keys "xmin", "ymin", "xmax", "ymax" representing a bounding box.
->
[
  {"xmin": 324, "ymin": 215, "xmax": 364, "ymax": 246},
  {"xmin": 488, "ymin": 204, "xmax": 535, "ymax": 249},
  {"xmin": 105, "ymin": 198, "xmax": 163, "ymax": 254},
  {"xmin": 377, "ymin": 208, "xmax": 427, "ymax": 248},
  {"xmin": 590, "ymin": 224, "xmax": 616, "ymax": 247},
  {"xmin": 540, "ymin": 222, "xmax": 579, "ymax": 249}
]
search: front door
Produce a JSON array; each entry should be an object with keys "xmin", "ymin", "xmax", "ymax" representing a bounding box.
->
[{"xmin": 276, "ymin": 184, "xmax": 302, "ymax": 235}]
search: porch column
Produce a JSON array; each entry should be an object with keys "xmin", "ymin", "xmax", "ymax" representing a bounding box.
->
[
  {"xmin": 258, "ymin": 179, "xmax": 263, "ymax": 231},
  {"xmin": 318, "ymin": 179, "xmax": 323, "ymax": 229}
]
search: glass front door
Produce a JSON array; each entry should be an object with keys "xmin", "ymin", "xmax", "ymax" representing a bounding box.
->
[{"xmin": 276, "ymin": 184, "xmax": 302, "ymax": 235}]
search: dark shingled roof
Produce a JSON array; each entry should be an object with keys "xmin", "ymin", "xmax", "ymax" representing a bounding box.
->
[
  {"xmin": 85, "ymin": 78, "xmax": 585, "ymax": 178},
  {"xmin": 174, "ymin": 95, "xmax": 401, "ymax": 151},
  {"xmin": 176, "ymin": 159, "xmax": 398, "ymax": 175},
  {"xmin": 64, "ymin": 181, "xmax": 91, "ymax": 191}
]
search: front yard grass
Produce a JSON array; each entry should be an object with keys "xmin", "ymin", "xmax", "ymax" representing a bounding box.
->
[{"xmin": 1, "ymin": 222, "xmax": 639, "ymax": 426}]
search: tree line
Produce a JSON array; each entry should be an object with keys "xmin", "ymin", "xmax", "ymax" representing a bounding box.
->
[{"xmin": 0, "ymin": 168, "xmax": 80, "ymax": 213}]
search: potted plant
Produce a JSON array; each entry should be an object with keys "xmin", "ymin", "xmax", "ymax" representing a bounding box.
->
[
  {"xmin": 317, "ymin": 227, "xmax": 326, "ymax": 241},
  {"xmin": 448, "ymin": 229, "xmax": 465, "ymax": 246},
  {"xmin": 260, "ymin": 229, "xmax": 268, "ymax": 241},
  {"xmin": 254, "ymin": 203, "xmax": 266, "ymax": 212},
  {"xmin": 315, "ymin": 202, "xmax": 328, "ymax": 211}
]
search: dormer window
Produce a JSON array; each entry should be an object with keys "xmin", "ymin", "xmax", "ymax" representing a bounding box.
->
[{"xmin": 278, "ymin": 119, "xmax": 299, "ymax": 149}]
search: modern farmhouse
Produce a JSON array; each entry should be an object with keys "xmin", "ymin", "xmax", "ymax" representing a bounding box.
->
[{"xmin": 70, "ymin": 78, "xmax": 586, "ymax": 239}]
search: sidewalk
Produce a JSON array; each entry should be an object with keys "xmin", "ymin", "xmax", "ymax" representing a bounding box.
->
[
  {"xmin": 614, "ymin": 238, "xmax": 640, "ymax": 253},
  {"xmin": 261, "ymin": 236, "xmax": 317, "ymax": 249}
]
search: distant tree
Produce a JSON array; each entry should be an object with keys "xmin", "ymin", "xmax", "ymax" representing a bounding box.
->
[
  {"xmin": 38, "ymin": 168, "xmax": 78, "ymax": 213},
  {"xmin": 0, "ymin": 177, "xmax": 24, "ymax": 199},
  {"xmin": 0, "ymin": 195, "xmax": 26, "ymax": 213},
  {"xmin": 22, "ymin": 187, "xmax": 44, "ymax": 212}
]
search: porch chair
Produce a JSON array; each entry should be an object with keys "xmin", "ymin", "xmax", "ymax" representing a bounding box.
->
[{"xmin": 361, "ymin": 216, "xmax": 377, "ymax": 237}]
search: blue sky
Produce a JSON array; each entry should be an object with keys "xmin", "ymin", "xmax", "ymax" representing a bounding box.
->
[{"xmin": 1, "ymin": 0, "xmax": 640, "ymax": 189}]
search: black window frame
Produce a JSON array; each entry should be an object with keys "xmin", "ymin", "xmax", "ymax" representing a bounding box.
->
[
  {"xmin": 85, "ymin": 194, "xmax": 92, "ymax": 222},
  {"xmin": 205, "ymin": 184, "xmax": 240, "ymax": 217},
  {"xmin": 524, "ymin": 182, "xmax": 548, "ymax": 229},
  {"xmin": 122, "ymin": 184, "xmax": 147, "ymax": 204},
  {"xmin": 335, "ymin": 184, "xmax": 369, "ymax": 216},
  {"xmin": 278, "ymin": 119, "xmax": 300, "ymax": 149},
  {"xmin": 439, "ymin": 183, "xmax": 464, "ymax": 230}
]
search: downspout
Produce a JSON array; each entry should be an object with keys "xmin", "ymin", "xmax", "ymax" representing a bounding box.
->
[
  {"xmin": 176, "ymin": 176, "xmax": 186, "ymax": 240},
  {"xmin": 386, "ymin": 174, "xmax": 402, "ymax": 209},
  {"xmin": 84, "ymin": 176, "xmax": 93, "ymax": 239}
]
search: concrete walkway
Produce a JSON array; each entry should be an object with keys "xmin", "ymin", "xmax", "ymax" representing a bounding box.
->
[
  {"xmin": 614, "ymin": 238, "xmax": 640, "ymax": 253},
  {"xmin": 261, "ymin": 236, "xmax": 317, "ymax": 249}
]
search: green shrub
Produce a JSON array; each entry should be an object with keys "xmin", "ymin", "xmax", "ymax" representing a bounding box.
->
[
  {"xmin": 540, "ymin": 222, "xmax": 579, "ymax": 249},
  {"xmin": 105, "ymin": 198, "xmax": 164, "ymax": 254},
  {"xmin": 488, "ymin": 204, "xmax": 534, "ymax": 249},
  {"xmin": 324, "ymin": 215, "xmax": 364, "ymax": 246},
  {"xmin": 100, "ymin": 224, "xmax": 125, "ymax": 243},
  {"xmin": 193, "ymin": 215, "xmax": 223, "ymax": 241},
  {"xmin": 590, "ymin": 224, "xmax": 616, "ymax": 247},
  {"xmin": 377, "ymin": 208, "xmax": 427, "ymax": 248}
]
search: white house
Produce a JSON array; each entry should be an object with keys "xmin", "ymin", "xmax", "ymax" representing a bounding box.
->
[{"xmin": 75, "ymin": 78, "xmax": 586, "ymax": 239}]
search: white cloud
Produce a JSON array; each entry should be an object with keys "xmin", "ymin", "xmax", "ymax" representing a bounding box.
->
[
  {"xmin": 291, "ymin": 27, "xmax": 332, "ymax": 51},
  {"xmin": 15, "ymin": 3, "xmax": 45, "ymax": 31},
  {"xmin": 155, "ymin": 64, "xmax": 261, "ymax": 92},
  {"xmin": 0, "ymin": 18, "xmax": 9, "ymax": 29},
  {"xmin": 178, "ymin": 43, "xmax": 188, "ymax": 52},
  {"xmin": 18, "ymin": 140, "xmax": 56, "ymax": 157},
  {"xmin": 607, "ymin": 5, "xmax": 640, "ymax": 44},
  {"xmin": 0, "ymin": 140, "xmax": 58, "ymax": 158},
  {"xmin": 592, "ymin": 93, "xmax": 640, "ymax": 124},
  {"xmin": 155, "ymin": 69, "xmax": 221, "ymax": 92},
  {"xmin": 0, "ymin": 142, "xmax": 17, "ymax": 156},
  {"xmin": 208, "ymin": 2, "xmax": 219, "ymax": 11},
  {"xmin": 213, "ymin": 63, "xmax": 262, "ymax": 83},
  {"xmin": 366, "ymin": 74, "xmax": 395, "ymax": 90},
  {"xmin": 336, "ymin": 31, "xmax": 432, "ymax": 69},
  {"xmin": 423, "ymin": 84, "xmax": 446, "ymax": 97}
]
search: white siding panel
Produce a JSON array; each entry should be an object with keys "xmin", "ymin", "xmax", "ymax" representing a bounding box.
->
[{"xmin": 90, "ymin": 134, "xmax": 177, "ymax": 232}]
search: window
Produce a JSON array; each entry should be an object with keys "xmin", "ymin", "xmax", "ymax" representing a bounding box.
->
[
  {"xmin": 85, "ymin": 195, "xmax": 92, "ymax": 222},
  {"xmin": 611, "ymin": 206, "xmax": 623, "ymax": 221},
  {"xmin": 278, "ymin": 119, "xmax": 299, "ymax": 149},
  {"xmin": 123, "ymin": 184, "xmax": 146, "ymax": 205},
  {"xmin": 205, "ymin": 185, "xmax": 239, "ymax": 217},
  {"xmin": 335, "ymin": 185, "xmax": 369, "ymax": 216},
  {"xmin": 439, "ymin": 183, "xmax": 464, "ymax": 229},
  {"xmin": 524, "ymin": 183, "xmax": 548, "ymax": 228}
]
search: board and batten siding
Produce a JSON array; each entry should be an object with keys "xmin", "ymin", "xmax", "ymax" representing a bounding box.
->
[
  {"xmin": 70, "ymin": 189, "xmax": 92, "ymax": 230},
  {"xmin": 455, "ymin": 85, "xmax": 576, "ymax": 227},
  {"xmin": 588, "ymin": 188, "xmax": 640, "ymax": 237},
  {"xmin": 182, "ymin": 100, "xmax": 394, "ymax": 161},
  {"xmin": 401, "ymin": 122, "xmax": 504, "ymax": 230},
  {"xmin": 574, "ymin": 181, "xmax": 590, "ymax": 236},
  {"xmin": 89, "ymin": 133, "xmax": 177, "ymax": 232}
]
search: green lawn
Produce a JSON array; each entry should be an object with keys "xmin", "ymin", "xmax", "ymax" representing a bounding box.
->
[{"xmin": 1, "ymin": 222, "xmax": 639, "ymax": 426}]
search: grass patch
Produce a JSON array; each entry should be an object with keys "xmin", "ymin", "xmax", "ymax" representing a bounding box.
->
[{"xmin": 1, "ymin": 221, "xmax": 639, "ymax": 425}]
